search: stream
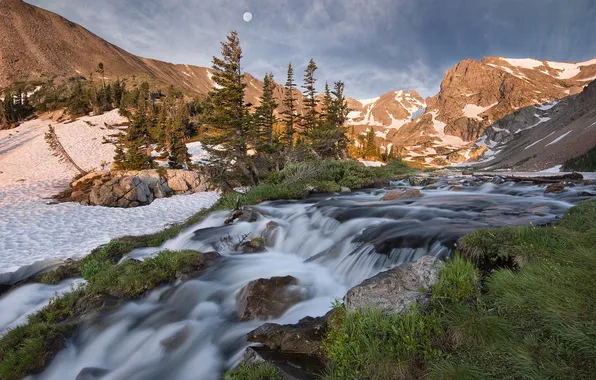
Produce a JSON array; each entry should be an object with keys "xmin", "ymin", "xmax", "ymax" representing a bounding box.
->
[{"xmin": 1, "ymin": 176, "xmax": 594, "ymax": 380}]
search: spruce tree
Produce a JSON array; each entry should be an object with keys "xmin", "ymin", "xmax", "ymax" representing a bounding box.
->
[
  {"xmin": 122, "ymin": 83, "xmax": 153, "ymax": 170},
  {"xmin": 168, "ymin": 102, "xmax": 191, "ymax": 169},
  {"xmin": 321, "ymin": 82, "xmax": 333, "ymax": 122},
  {"xmin": 365, "ymin": 127, "xmax": 378, "ymax": 159},
  {"xmin": 202, "ymin": 30, "xmax": 250, "ymax": 185},
  {"xmin": 281, "ymin": 63, "xmax": 297, "ymax": 150},
  {"xmin": 301, "ymin": 59, "xmax": 318, "ymax": 137},
  {"xmin": 254, "ymin": 73, "xmax": 278, "ymax": 152}
]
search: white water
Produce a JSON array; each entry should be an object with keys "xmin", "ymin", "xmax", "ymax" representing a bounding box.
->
[{"xmin": 0, "ymin": 178, "xmax": 592, "ymax": 379}]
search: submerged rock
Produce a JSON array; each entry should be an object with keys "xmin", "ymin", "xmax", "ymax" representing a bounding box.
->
[
  {"xmin": 344, "ymin": 255, "xmax": 441, "ymax": 315},
  {"xmin": 242, "ymin": 346, "xmax": 326, "ymax": 380},
  {"xmin": 237, "ymin": 276, "xmax": 306, "ymax": 321},
  {"xmin": 380, "ymin": 188, "xmax": 422, "ymax": 201},
  {"xmin": 545, "ymin": 182, "xmax": 566, "ymax": 193},
  {"xmin": 76, "ymin": 367, "xmax": 110, "ymax": 380},
  {"xmin": 409, "ymin": 176, "xmax": 438, "ymax": 187}
]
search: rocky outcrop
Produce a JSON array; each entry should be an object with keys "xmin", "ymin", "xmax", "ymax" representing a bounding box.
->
[
  {"xmin": 409, "ymin": 176, "xmax": 439, "ymax": 187},
  {"xmin": 58, "ymin": 169, "xmax": 208, "ymax": 208},
  {"xmin": 344, "ymin": 255, "xmax": 441, "ymax": 315},
  {"xmin": 242, "ymin": 346, "xmax": 326, "ymax": 380},
  {"xmin": 237, "ymin": 276, "xmax": 306, "ymax": 321},
  {"xmin": 380, "ymin": 188, "xmax": 422, "ymax": 201}
]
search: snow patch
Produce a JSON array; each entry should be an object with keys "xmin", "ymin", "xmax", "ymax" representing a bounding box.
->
[
  {"xmin": 358, "ymin": 97, "xmax": 380, "ymax": 107},
  {"xmin": 502, "ymin": 58, "xmax": 543, "ymax": 69},
  {"xmin": 461, "ymin": 102, "xmax": 497, "ymax": 120},
  {"xmin": 546, "ymin": 130, "xmax": 572, "ymax": 146},
  {"xmin": 535, "ymin": 101, "xmax": 559, "ymax": 111},
  {"xmin": 524, "ymin": 131, "xmax": 556, "ymax": 150},
  {"xmin": 540, "ymin": 165, "xmax": 562, "ymax": 173},
  {"xmin": 359, "ymin": 160, "xmax": 384, "ymax": 167}
]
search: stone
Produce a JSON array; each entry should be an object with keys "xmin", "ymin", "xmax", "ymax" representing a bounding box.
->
[
  {"xmin": 242, "ymin": 346, "xmax": 326, "ymax": 380},
  {"xmin": 380, "ymin": 188, "xmax": 422, "ymax": 201},
  {"xmin": 409, "ymin": 176, "xmax": 438, "ymax": 187},
  {"xmin": 340, "ymin": 187, "xmax": 351, "ymax": 193},
  {"xmin": 76, "ymin": 367, "xmax": 110, "ymax": 380},
  {"xmin": 449, "ymin": 186, "xmax": 464, "ymax": 192},
  {"xmin": 236, "ymin": 237, "xmax": 266, "ymax": 254},
  {"xmin": 71, "ymin": 171, "xmax": 107, "ymax": 188},
  {"xmin": 262, "ymin": 221, "xmax": 280, "ymax": 247},
  {"xmin": 545, "ymin": 182, "xmax": 565, "ymax": 193},
  {"xmin": 237, "ymin": 276, "xmax": 306, "ymax": 321},
  {"xmin": 344, "ymin": 255, "xmax": 441, "ymax": 315},
  {"xmin": 247, "ymin": 309, "xmax": 336, "ymax": 355},
  {"xmin": 160, "ymin": 325, "xmax": 191, "ymax": 352},
  {"xmin": 492, "ymin": 175, "xmax": 505, "ymax": 184}
]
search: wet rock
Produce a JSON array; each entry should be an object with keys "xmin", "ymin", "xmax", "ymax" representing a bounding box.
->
[
  {"xmin": 344, "ymin": 255, "xmax": 441, "ymax": 315},
  {"xmin": 225, "ymin": 206, "xmax": 261, "ymax": 224},
  {"xmin": 237, "ymin": 276, "xmax": 306, "ymax": 321},
  {"xmin": 262, "ymin": 221, "xmax": 280, "ymax": 247},
  {"xmin": 160, "ymin": 325, "xmax": 191, "ymax": 352},
  {"xmin": 433, "ymin": 169, "xmax": 454, "ymax": 177},
  {"xmin": 584, "ymin": 180, "xmax": 595, "ymax": 186},
  {"xmin": 545, "ymin": 182, "xmax": 566, "ymax": 193},
  {"xmin": 243, "ymin": 346, "xmax": 326, "ymax": 380},
  {"xmin": 340, "ymin": 187, "xmax": 351, "ymax": 193},
  {"xmin": 409, "ymin": 176, "xmax": 438, "ymax": 187},
  {"xmin": 174, "ymin": 251, "xmax": 220, "ymax": 281},
  {"xmin": 422, "ymin": 185, "xmax": 439, "ymax": 190},
  {"xmin": 76, "ymin": 367, "xmax": 110, "ymax": 380},
  {"xmin": 236, "ymin": 237, "xmax": 266, "ymax": 254},
  {"xmin": 380, "ymin": 188, "xmax": 422, "ymax": 201},
  {"xmin": 447, "ymin": 181, "xmax": 461, "ymax": 186},
  {"xmin": 579, "ymin": 191, "xmax": 596, "ymax": 197},
  {"xmin": 449, "ymin": 186, "xmax": 464, "ymax": 192},
  {"xmin": 247, "ymin": 309, "xmax": 336, "ymax": 355},
  {"xmin": 492, "ymin": 175, "xmax": 505, "ymax": 184}
]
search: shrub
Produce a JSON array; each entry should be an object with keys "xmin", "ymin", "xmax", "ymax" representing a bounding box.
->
[{"xmin": 431, "ymin": 255, "xmax": 480, "ymax": 305}]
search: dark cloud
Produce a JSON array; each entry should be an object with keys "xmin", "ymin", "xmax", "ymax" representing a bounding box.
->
[{"xmin": 26, "ymin": 0, "xmax": 596, "ymax": 98}]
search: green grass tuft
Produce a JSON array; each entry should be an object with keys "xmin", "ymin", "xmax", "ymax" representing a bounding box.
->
[{"xmin": 225, "ymin": 363, "xmax": 282, "ymax": 380}]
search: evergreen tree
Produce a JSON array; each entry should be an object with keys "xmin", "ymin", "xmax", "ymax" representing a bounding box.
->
[
  {"xmin": 202, "ymin": 30, "xmax": 250, "ymax": 185},
  {"xmin": 281, "ymin": 63, "xmax": 297, "ymax": 150},
  {"xmin": 321, "ymin": 82, "xmax": 333, "ymax": 122},
  {"xmin": 168, "ymin": 102, "xmax": 191, "ymax": 169},
  {"xmin": 365, "ymin": 127, "xmax": 378, "ymax": 159},
  {"xmin": 301, "ymin": 59, "xmax": 318, "ymax": 136},
  {"xmin": 112, "ymin": 79, "xmax": 124, "ymax": 108},
  {"xmin": 122, "ymin": 83, "xmax": 153, "ymax": 170},
  {"xmin": 254, "ymin": 73, "xmax": 278, "ymax": 151}
]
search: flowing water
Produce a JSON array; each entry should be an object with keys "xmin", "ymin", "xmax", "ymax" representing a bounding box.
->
[{"xmin": 1, "ymin": 177, "xmax": 594, "ymax": 379}]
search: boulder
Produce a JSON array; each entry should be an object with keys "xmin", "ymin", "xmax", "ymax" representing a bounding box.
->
[
  {"xmin": 247, "ymin": 309, "xmax": 335, "ymax": 355},
  {"xmin": 380, "ymin": 188, "xmax": 422, "ymax": 201},
  {"xmin": 76, "ymin": 367, "xmax": 110, "ymax": 380},
  {"xmin": 236, "ymin": 237, "xmax": 266, "ymax": 254},
  {"xmin": 409, "ymin": 176, "xmax": 438, "ymax": 187},
  {"xmin": 344, "ymin": 255, "xmax": 441, "ymax": 315},
  {"xmin": 262, "ymin": 221, "xmax": 280, "ymax": 247},
  {"xmin": 242, "ymin": 346, "xmax": 326, "ymax": 380},
  {"xmin": 492, "ymin": 175, "xmax": 505, "ymax": 184},
  {"xmin": 340, "ymin": 187, "xmax": 351, "ymax": 193},
  {"xmin": 449, "ymin": 186, "xmax": 464, "ymax": 192},
  {"xmin": 545, "ymin": 182, "xmax": 566, "ymax": 193},
  {"xmin": 237, "ymin": 276, "xmax": 306, "ymax": 321}
]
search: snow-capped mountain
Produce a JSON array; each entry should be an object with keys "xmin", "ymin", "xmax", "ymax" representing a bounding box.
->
[{"xmin": 348, "ymin": 56, "xmax": 596, "ymax": 167}]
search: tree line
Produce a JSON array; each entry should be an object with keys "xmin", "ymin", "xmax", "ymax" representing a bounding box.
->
[{"xmin": 202, "ymin": 30, "xmax": 350, "ymax": 188}]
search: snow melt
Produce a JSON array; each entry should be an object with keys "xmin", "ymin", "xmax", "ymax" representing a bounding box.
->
[{"xmin": 502, "ymin": 58, "xmax": 543, "ymax": 69}]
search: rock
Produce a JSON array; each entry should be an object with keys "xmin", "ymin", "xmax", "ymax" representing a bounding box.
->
[
  {"xmin": 344, "ymin": 255, "xmax": 441, "ymax": 315},
  {"xmin": 237, "ymin": 237, "xmax": 266, "ymax": 254},
  {"xmin": 462, "ymin": 171, "xmax": 474, "ymax": 176},
  {"xmin": 545, "ymin": 182, "xmax": 566, "ymax": 193},
  {"xmin": 247, "ymin": 309, "xmax": 336, "ymax": 355},
  {"xmin": 433, "ymin": 169, "xmax": 453, "ymax": 177},
  {"xmin": 449, "ymin": 186, "xmax": 464, "ymax": 192},
  {"xmin": 340, "ymin": 187, "xmax": 351, "ymax": 193},
  {"xmin": 45, "ymin": 199, "xmax": 59, "ymax": 205},
  {"xmin": 160, "ymin": 325, "xmax": 191, "ymax": 352},
  {"xmin": 584, "ymin": 180, "xmax": 595, "ymax": 186},
  {"xmin": 579, "ymin": 191, "xmax": 596, "ymax": 197},
  {"xmin": 492, "ymin": 175, "xmax": 505, "ymax": 184},
  {"xmin": 380, "ymin": 188, "xmax": 422, "ymax": 201},
  {"xmin": 242, "ymin": 346, "xmax": 326, "ymax": 380},
  {"xmin": 447, "ymin": 181, "xmax": 461, "ymax": 186},
  {"xmin": 174, "ymin": 251, "xmax": 220, "ymax": 281},
  {"xmin": 305, "ymin": 185, "xmax": 316, "ymax": 193},
  {"xmin": 262, "ymin": 221, "xmax": 280, "ymax": 247},
  {"xmin": 71, "ymin": 171, "xmax": 107, "ymax": 188},
  {"xmin": 409, "ymin": 176, "xmax": 438, "ymax": 187},
  {"xmin": 225, "ymin": 207, "xmax": 260, "ymax": 224},
  {"xmin": 237, "ymin": 276, "xmax": 306, "ymax": 321},
  {"xmin": 76, "ymin": 367, "xmax": 110, "ymax": 380}
]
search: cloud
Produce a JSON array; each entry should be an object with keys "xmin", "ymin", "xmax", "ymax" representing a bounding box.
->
[{"xmin": 26, "ymin": 0, "xmax": 596, "ymax": 99}]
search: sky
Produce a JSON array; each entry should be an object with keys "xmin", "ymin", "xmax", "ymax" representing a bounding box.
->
[{"xmin": 26, "ymin": 0, "xmax": 596, "ymax": 99}]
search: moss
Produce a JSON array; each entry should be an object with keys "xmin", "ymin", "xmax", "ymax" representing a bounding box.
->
[{"xmin": 225, "ymin": 363, "xmax": 282, "ymax": 380}]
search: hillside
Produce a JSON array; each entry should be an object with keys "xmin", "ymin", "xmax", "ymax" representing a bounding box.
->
[{"xmin": 0, "ymin": 0, "xmax": 296, "ymax": 108}]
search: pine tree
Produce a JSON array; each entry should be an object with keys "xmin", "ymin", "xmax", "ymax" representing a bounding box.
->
[
  {"xmin": 301, "ymin": 59, "xmax": 318, "ymax": 137},
  {"xmin": 168, "ymin": 102, "xmax": 191, "ymax": 169},
  {"xmin": 331, "ymin": 81, "xmax": 350, "ymax": 157},
  {"xmin": 122, "ymin": 83, "xmax": 153, "ymax": 170},
  {"xmin": 365, "ymin": 127, "xmax": 378, "ymax": 159},
  {"xmin": 281, "ymin": 63, "xmax": 297, "ymax": 150},
  {"xmin": 254, "ymin": 73, "xmax": 278, "ymax": 152},
  {"xmin": 202, "ymin": 30, "xmax": 250, "ymax": 185}
]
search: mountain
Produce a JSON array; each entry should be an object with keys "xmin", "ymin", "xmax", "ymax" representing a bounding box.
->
[
  {"xmin": 348, "ymin": 55, "xmax": 596, "ymax": 166},
  {"xmin": 470, "ymin": 79, "xmax": 596, "ymax": 171},
  {"xmin": 0, "ymin": 0, "xmax": 296, "ymax": 108}
]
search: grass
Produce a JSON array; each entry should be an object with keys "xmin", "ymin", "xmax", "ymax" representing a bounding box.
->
[
  {"xmin": 0, "ymin": 250, "xmax": 215, "ymax": 380},
  {"xmin": 322, "ymin": 199, "xmax": 596, "ymax": 379},
  {"xmin": 224, "ymin": 363, "xmax": 283, "ymax": 380},
  {"xmin": 562, "ymin": 145, "xmax": 596, "ymax": 171}
]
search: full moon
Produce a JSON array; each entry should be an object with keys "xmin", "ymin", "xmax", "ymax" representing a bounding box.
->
[{"xmin": 243, "ymin": 12, "xmax": 252, "ymax": 22}]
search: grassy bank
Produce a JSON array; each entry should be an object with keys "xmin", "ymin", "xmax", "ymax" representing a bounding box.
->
[
  {"xmin": 321, "ymin": 199, "xmax": 596, "ymax": 379},
  {"xmin": 563, "ymin": 145, "xmax": 596, "ymax": 171},
  {"xmin": 0, "ymin": 159, "xmax": 414, "ymax": 379}
]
